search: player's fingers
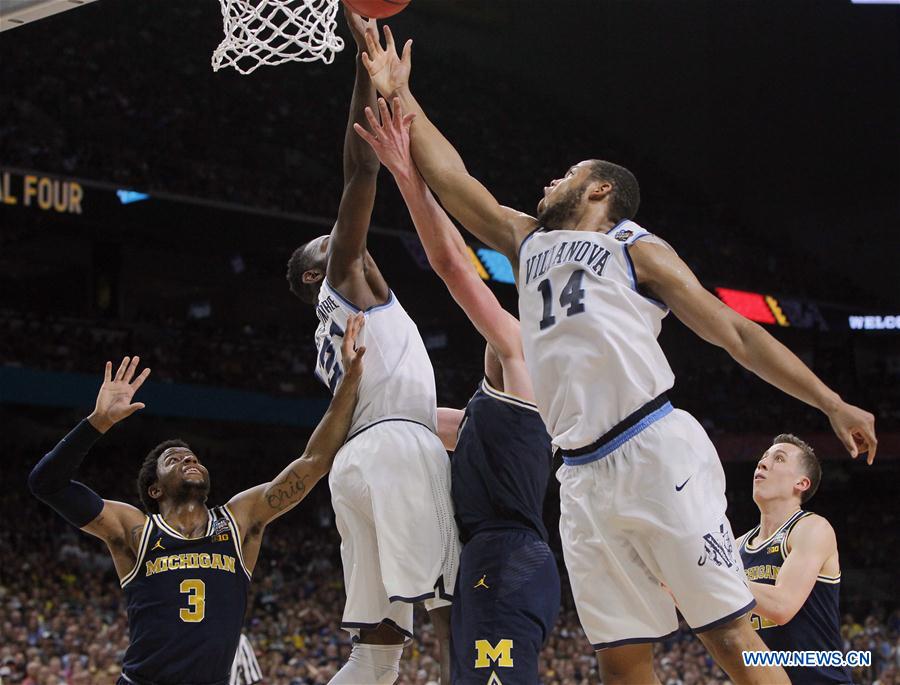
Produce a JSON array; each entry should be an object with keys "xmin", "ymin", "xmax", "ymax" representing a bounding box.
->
[
  {"xmin": 401, "ymin": 112, "xmax": 416, "ymax": 129},
  {"xmin": 364, "ymin": 27, "xmax": 380, "ymax": 56},
  {"xmin": 131, "ymin": 367, "xmax": 151, "ymax": 391},
  {"xmin": 840, "ymin": 430, "xmax": 858, "ymax": 459},
  {"xmin": 377, "ymin": 98, "xmax": 391, "ymax": 129},
  {"xmin": 401, "ymin": 39, "xmax": 412, "ymax": 66},
  {"xmin": 390, "ymin": 96, "xmax": 403, "ymax": 123},
  {"xmin": 383, "ymin": 24, "xmax": 396, "ymax": 53},
  {"xmin": 862, "ymin": 428, "xmax": 877, "ymax": 465},
  {"xmin": 361, "ymin": 50, "xmax": 374, "ymax": 73},
  {"xmin": 125, "ymin": 402, "xmax": 146, "ymax": 416},
  {"xmin": 104, "ymin": 361, "xmax": 112, "ymax": 383},
  {"xmin": 123, "ymin": 355, "xmax": 140, "ymax": 383},
  {"xmin": 115, "ymin": 356, "xmax": 130, "ymax": 381},
  {"xmin": 364, "ymin": 105, "xmax": 382, "ymax": 131},
  {"xmin": 353, "ymin": 122, "xmax": 377, "ymax": 147}
]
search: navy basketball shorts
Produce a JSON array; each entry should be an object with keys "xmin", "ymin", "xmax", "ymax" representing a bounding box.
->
[{"xmin": 451, "ymin": 529, "xmax": 560, "ymax": 685}]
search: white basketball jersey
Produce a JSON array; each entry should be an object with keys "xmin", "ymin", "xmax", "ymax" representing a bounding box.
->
[
  {"xmin": 517, "ymin": 220, "xmax": 675, "ymax": 451},
  {"xmin": 314, "ymin": 280, "xmax": 438, "ymax": 435}
]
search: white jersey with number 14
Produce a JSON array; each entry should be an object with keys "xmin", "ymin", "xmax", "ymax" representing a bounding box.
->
[{"xmin": 517, "ymin": 220, "xmax": 675, "ymax": 451}]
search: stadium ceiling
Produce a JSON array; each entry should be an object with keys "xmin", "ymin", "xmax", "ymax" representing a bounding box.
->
[{"xmin": 0, "ymin": 0, "xmax": 99, "ymax": 32}]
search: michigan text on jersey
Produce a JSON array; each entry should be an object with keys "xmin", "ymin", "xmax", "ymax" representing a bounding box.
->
[{"xmin": 145, "ymin": 553, "xmax": 237, "ymax": 576}]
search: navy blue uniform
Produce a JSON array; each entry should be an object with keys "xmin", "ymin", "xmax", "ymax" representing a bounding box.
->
[
  {"xmin": 740, "ymin": 510, "xmax": 852, "ymax": 685},
  {"xmin": 450, "ymin": 380, "xmax": 560, "ymax": 685},
  {"xmin": 119, "ymin": 506, "xmax": 251, "ymax": 685}
]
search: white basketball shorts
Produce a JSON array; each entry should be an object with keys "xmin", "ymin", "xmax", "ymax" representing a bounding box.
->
[
  {"xmin": 328, "ymin": 419, "xmax": 460, "ymax": 639},
  {"xmin": 558, "ymin": 407, "xmax": 754, "ymax": 649}
]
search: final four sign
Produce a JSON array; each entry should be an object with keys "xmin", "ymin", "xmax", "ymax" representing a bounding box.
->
[{"xmin": 0, "ymin": 170, "xmax": 84, "ymax": 214}]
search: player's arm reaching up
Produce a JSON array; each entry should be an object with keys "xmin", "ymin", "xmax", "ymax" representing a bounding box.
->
[
  {"xmin": 28, "ymin": 356, "xmax": 152, "ymax": 579},
  {"xmin": 361, "ymin": 26, "xmax": 536, "ymax": 262},
  {"xmin": 356, "ymin": 98, "xmax": 533, "ymax": 402},
  {"xmin": 631, "ymin": 238, "xmax": 877, "ymax": 462},
  {"xmin": 325, "ymin": 9, "xmax": 390, "ymax": 309},
  {"xmin": 746, "ymin": 515, "xmax": 839, "ymax": 625},
  {"xmin": 226, "ymin": 313, "xmax": 365, "ymax": 568}
]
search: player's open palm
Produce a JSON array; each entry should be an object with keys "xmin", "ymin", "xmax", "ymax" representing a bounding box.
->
[
  {"xmin": 354, "ymin": 97, "xmax": 415, "ymax": 174},
  {"xmin": 362, "ymin": 25, "xmax": 412, "ymax": 97},
  {"xmin": 339, "ymin": 313, "xmax": 366, "ymax": 389},
  {"xmin": 90, "ymin": 356, "xmax": 151, "ymax": 433}
]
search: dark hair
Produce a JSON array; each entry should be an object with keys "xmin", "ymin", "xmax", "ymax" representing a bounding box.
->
[
  {"xmin": 137, "ymin": 439, "xmax": 190, "ymax": 514},
  {"xmin": 286, "ymin": 242, "xmax": 321, "ymax": 305},
  {"xmin": 773, "ymin": 433, "xmax": 821, "ymax": 503},
  {"xmin": 587, "ymin": 160, "xmax": 640, "ymax": 221}
]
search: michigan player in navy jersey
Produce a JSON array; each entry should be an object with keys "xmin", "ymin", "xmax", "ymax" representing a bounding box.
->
[
  {"xmin": 739, "ymin": 435, "xmax": 853, "ymax": 684},
  {"xmin": 28, "ymin": 315, "xmax": 366, "ymax": 685},
  {"xmin": 359, "ymin": 28, "xmax": 877, "ymax": 685},
  {"xmin": 355, "ymin": 100, "xmax": 560, "ymax": 684},
  {"xmin": 285, "ymin": 11, "xmax": 457, "ymax": 685}
]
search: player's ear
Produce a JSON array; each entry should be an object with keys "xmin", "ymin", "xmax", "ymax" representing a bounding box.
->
[
  {"xmin": 302, "ymin": 269, "xmax": 323, "ymax": 284},
  {"xmin": 794, "ymin": 475, "xmax": 811, "ymax": 498},
  {"xmin": 586, "ymin": 180, "xmax": 612, "ymax": 202},
  {"xmin": 148, "ymin": 482, "xmax": 163, "ymax": 502}
]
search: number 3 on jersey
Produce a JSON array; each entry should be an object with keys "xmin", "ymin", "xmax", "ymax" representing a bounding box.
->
[
  {"xmin": 538, "ymin": 269, "xmax": 586, "ymax": 330},
  {"xmin": 179, "ymin": 579, "xmax": 205, "ymax": 622},
  {"xmin": 317, "ymin": 321, "xmax": 345, "ymax": 392}
]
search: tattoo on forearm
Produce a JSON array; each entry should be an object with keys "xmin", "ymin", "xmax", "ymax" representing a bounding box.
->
[{"xmin": 266, "ymin": 468, "xmax": 312, "ymax": 511}]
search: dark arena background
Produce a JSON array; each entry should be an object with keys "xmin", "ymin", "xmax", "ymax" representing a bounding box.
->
[{"xmin": 1, "ymin": 0, "xmax": 898, "ymax": 683}]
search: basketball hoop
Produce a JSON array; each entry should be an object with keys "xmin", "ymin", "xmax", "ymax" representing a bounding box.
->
[{"xmin": 212, "ymin": 0, "xmax": 345, "ymax": 75}]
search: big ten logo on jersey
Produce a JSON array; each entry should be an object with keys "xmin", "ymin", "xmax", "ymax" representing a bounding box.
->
[
  {"xmin": 316, "ymin": 319, "xmax": 345, "ymax": 392},
  {"xmin": 475, "ymin": 639, "xmax": 513, "ymax": 683}
]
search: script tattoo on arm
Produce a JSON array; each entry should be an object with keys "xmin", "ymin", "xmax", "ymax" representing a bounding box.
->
[{"xmin": 265, "ymin": 468, "xmax": 313, "ymax": 512}]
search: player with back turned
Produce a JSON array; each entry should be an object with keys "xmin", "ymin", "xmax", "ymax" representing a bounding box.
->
[
  {"xmin": 284, "ymin": 10, "xmax": 458, "ymax": 685},
  {"xmin": 739, "ymin": 435, "xmax": 853, "ymax": 684},
  {"xmin": 356, "ymin": 99, "xmax": 560, "ymax": 685},
  {"xmin": 358, "ymin": 26, "xmax": 877, "ymax": 685},
  {"xmin": 27, "ymin": 314, "xmax": 365, "ymax": 685}
]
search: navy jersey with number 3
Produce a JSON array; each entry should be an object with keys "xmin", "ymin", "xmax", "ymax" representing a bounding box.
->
[{"xmin": 120, "ymin": 506, "xmax": 251, "ymax": 685}]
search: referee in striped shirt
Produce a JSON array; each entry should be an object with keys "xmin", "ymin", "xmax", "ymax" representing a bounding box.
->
[{"xmin": 230, "ymin": 634, "xmax": 262, "ymax": 685}]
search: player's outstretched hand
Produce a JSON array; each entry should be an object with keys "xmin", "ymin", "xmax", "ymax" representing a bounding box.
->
[
  {"xmin": 353, "ymin": 97, "xmax": 416, "ymax": 176},
  {"xmin": 344, "ymin": 5, "xmax": 376, "ymax": 51},
  {"xmin": 88, "ymin": 356, "xmax": 151, "ymax": 434},
  {"xmin": 339, "ymin": 313, "xmax": 366, "ymax": 390},
  {"xmin": 362, "ymin": 25, "xmax": 412, "ymax": 97},
  {"xmin": 827, "ymin": 401, "xmax": 877, "ymax": 464}
]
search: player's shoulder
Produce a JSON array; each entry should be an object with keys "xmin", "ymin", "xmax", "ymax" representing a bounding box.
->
[{"xmin": 786, "ymin": 512, "xmax": 836, "ymax": 552}]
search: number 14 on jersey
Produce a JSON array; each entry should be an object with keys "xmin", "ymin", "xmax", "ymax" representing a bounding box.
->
[{"xmin": 538, "ymin": 269, "xmax": 587, "ymax": 330}]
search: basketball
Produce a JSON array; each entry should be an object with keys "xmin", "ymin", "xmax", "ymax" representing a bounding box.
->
[{"xmin": 342, "ymin": 0, "xmax": 411, "ymax": 20}]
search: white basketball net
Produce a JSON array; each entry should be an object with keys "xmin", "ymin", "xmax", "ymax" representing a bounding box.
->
[{"xmin": 212, "ymin": 0, "xmax": 345, "ymax": 75}]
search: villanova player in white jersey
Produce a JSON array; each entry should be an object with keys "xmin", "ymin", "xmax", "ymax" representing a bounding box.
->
[
  {"xmin": 285, "ymin": 12, "xmax": 457, "ymax": 685},
  {"xmin": 360, "ymin": 28, "xmax": 877, "ymax": 685}
]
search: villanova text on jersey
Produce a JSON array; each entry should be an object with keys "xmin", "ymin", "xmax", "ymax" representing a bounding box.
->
[
  {"xmin": 119, "ymin": 506, "xmax": 250, "ymax": 685},
  {"xmin": 517, "ymin": 220, "xmax": 675, "ymax": 452},
  {"xmin": 739, "ymin": 510, "xmax": 852, "ymax": 685}
]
